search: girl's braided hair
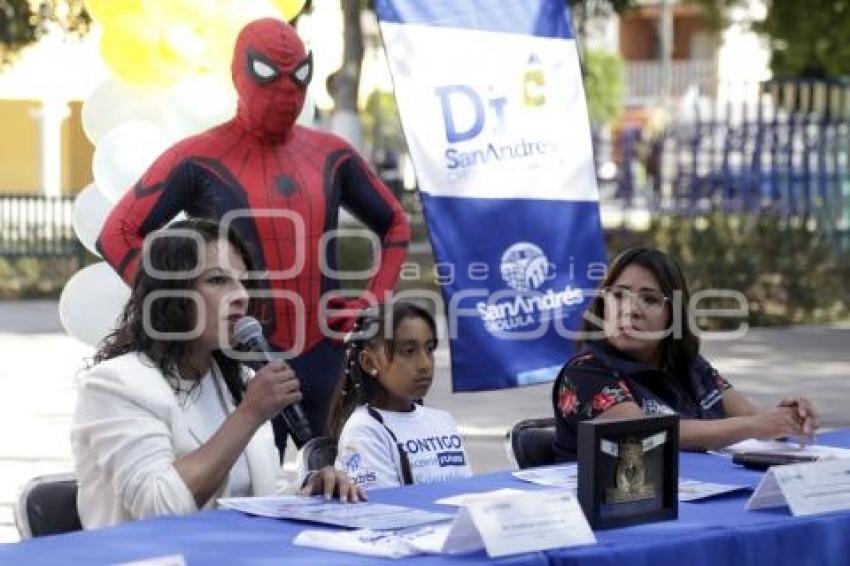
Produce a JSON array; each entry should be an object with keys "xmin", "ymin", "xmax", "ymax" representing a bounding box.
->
[{"xmin": 325, "ymin": 302, "xmax": 437, "ymax": 442}]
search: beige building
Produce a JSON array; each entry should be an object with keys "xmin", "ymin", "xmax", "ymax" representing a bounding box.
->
[
  {"xmin": 0, "ymin": 29, "xmax": 105, "ymax": 196},
  {"xmin": 0, "ymin": 99, "xmax": 93, "ymax": 195},
  {"xmin": 584, "ymin": 0, "xmax": 770, "ymax": 108}
]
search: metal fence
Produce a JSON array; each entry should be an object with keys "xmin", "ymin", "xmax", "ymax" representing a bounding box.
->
[
  {"xmin": 0, "ymin": 194, "xmax": 81, "ymax": 257},
  {"xmin": 624, "ymin": 59, "xmax": 717, "ymax": 106},
  {"xmin": 3, "ymin": 80, "xmax": 850, "ymax": 257},
  {"xmin": 597, "ymin": 80, "xmax": 850, "ymax": 248}
]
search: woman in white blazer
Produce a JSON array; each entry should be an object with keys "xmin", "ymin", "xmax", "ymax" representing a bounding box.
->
[{"xmin": 72, "ymin": 219, "xmax": 364, "ymax": 529}]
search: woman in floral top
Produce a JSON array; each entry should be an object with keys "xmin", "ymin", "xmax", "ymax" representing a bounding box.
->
[{"xmin": 552, "ymin": 247, "xmax": 820, "ymax": 460}]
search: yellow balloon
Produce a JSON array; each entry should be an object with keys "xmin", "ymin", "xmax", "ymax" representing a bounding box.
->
[
  {"xmin": 160, "ymin": 26, "xmax": 207, "ymax": 73},
  {"xmin": 199, "ymin": 18, "xmax": 241, "ymax": 76},
  {"xmin": 270, "ymin": 0, "xmax": 307, "ymax": 21},
  {"xmin": 142, "ymin": 0, "xmax": 218, "ymax": 26},
  {"xmin": 86, "ymin": 0, "xmax": 145, "ymax": 25},
  {"xmin": 100, "ymin": 15, "xmax": 182, "ymax": 86}
]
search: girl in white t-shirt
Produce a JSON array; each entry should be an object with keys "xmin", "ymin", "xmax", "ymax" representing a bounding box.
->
[{"xmin": 327, "ymin": 303, "xmax": 473, "ymax": 490}]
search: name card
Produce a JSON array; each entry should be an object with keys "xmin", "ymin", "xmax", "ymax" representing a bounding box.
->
[
  {"xmin": 456, "ymin": 489, "xmax": 596, "ymax": 557},
  {"xmin": 747, "ymin": 459, "xmax": 850, "ymax": 517},
  {"xmin": 294, "ymin": 489, "xmax": 596, "ymax": 559}
]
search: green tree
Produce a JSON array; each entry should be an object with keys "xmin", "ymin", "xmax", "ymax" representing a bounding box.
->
[
  {"xmin": 0, "ymin": 0, "xmax": 90, "ymax": 66},
  {"xmin": 567, "ymin": 0, "xmax": 635, "ymax": 48},
  {"xmin": 362, "ymin": 89, "xmax": 404, "ymax": 154},
  {"xmin": 686, "ymin": 0, "xmax": 744, "ymax": 31},
  {"xmin": 583, "ymin": 49, "xmax": 623, "ymax": 124},
  {"xmin": 755, "ymin": 0, "xmax": 850, "ymax": 79},
  {"xmin": 0, "ymin": 0, "xmax": 37, "ymax": 65}
]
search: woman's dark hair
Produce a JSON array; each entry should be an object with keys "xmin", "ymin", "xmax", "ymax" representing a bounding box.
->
[
  {"xmin": 93, "ymin": 218, "xmax": 260, "ymax": 404},
  {"xmin": 326, "ymin": 302, "xmax": 437, "ymax": 442},
  {"xmin": 580, "ymin": 247, "xmax": 700, "ymax": 379}
]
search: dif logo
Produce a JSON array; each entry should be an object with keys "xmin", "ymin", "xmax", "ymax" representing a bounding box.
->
[{"xmin": 434, "ymin": 53, "xmax": 546, "ymax": 143}]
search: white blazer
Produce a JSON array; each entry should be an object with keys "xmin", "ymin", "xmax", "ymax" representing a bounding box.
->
[{"xmin": 71, "ymin": 352, "xmax": 292, "ymax": 529}]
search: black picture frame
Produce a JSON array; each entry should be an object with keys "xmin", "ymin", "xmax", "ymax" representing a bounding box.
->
[{"xmin": 577, "ymin": 414, "xmax": 679, "ymax": 529}]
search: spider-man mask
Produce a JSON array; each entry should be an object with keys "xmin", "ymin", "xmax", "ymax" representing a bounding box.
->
[{"xmin": 231, "ymin": 18, "xmax": 313, "ymax": 141}]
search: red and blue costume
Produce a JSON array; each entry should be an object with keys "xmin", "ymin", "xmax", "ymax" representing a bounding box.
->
[{"xmin": 98, "ymin": 18, "xmax": 410, "ymax": 454}]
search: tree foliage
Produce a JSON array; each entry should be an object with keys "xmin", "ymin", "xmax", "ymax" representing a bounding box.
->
[
  {"xmin": 362, "ymin": 89, "xmax": 403, "ymax": 153},
  {"xmin": 567, "ymin": 0, "xmax": 635, "ymax": 17},
  {"xmin": 755, "ymin": 0, "xmax": 850, "ymax": 79},
  {"xmin": 567, "ymin": 0, "xmax": 635, "ymax": 47},
  {"xmin": 0, "ymin": 0, "xmax": 37, "ymax": 64},
  {"xmin": 583, "ymin": 49, "xmax": 623, "ymax": 124},
  {"xmin": 0, "ymin": 0, "xmax": 90, "ymax": 66},
  {"xmin": 685, "ymin": 0, "xmax": 744, "ymax": 31}
]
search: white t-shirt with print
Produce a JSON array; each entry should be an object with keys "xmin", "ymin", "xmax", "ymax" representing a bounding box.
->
[{"xmin": 335, "ymin": 405, "xmax": 473, "ymax": 490}]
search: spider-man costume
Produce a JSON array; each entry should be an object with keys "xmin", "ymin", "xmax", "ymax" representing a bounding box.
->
[{"xmin": 97, "ymin": 18, "xmax": 410, "ymax": 454}]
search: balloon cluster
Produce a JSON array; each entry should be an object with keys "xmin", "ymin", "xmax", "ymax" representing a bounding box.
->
[
  {"xmin": 88, "ymin": 0, "xmax": 308, "ymax": 86},
  {"xmin": 62, "ymin": 0, "xmax": 307, "ymax": 346}
]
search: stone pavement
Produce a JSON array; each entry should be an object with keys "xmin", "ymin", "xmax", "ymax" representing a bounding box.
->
[{"xmin": 0, "ymin": 300, "xmax": 848, "ymax": 543}]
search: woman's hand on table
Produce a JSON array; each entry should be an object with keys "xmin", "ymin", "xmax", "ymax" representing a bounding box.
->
[
  {"xmin": 299, "ymin": 466, "xmax": 367, "ymax": 503},
  {"xmin": 748, "ymin": 398, "xmax": 819, "ymax": 443},
  {"xmin": 777, "ymin": 396, "xmax": 820, "ymax": 440}
]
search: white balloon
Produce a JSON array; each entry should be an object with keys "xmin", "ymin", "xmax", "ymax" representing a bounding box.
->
[
  {"xmin": 296, "ymin": 84, "xmax": 316, "ymax": 127},
  {"xmin": 162, "ymin": 26, "xmax": 207, "ymax": 65},
  {"xmin": 164, "ymin": 74, "xmax": 236, "ymax": 137},
  {"xmin": 59, "ymin": 263, "xmax": 130, "ymax": 347},
  {"xmin": 226, "ymin": 0, "xmax": 281, "ymax": 27},
  {"xmin": 72, "ymin": 183, "xmax": 114, "ymax": 256},
  {"xmin": 93, "ymin": 120, "xmax": 171, "ymax": 202},
  {"xmin": 82, "ymin": 80, "xmax": 171, "ymax": 145}
]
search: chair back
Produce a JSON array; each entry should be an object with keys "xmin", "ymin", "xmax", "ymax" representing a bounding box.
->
[
  {"xmin": 302, "ymin": 436, "xmax": 338, "ymax": 471},
  {"xmin": 15, "ymin": 473, "xmax": 82, "ymax": 539},
  {"xmin": 506, "ymin": 417, "xmax": 560, "ymax": 469}
]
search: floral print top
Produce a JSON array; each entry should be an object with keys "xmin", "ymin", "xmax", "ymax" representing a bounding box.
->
[{"xmin": 552, "ymin": 341, "xmax": 733, "ymax": 460}]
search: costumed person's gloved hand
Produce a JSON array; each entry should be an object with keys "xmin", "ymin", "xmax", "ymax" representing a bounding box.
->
[{"xmin": 325, "ymin": 295, "xmax": 374, "ymax": 345}]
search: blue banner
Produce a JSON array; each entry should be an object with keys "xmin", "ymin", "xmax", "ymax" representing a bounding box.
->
[{"xmin": 376, "ymin": 0, "xmax": 607, "ymax": 391}]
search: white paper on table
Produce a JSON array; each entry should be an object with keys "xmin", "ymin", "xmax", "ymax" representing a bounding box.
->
[
  {"xmin": 293, "ymin": 520, "xmax": 477, "ymax": 558},
  {"xmin": 511, "ymin": 464, "xmax": 578, "ymax": 488},
  {"xmin": 746, "ymin": 459, "xmax": 850, "ymax": 516},
  {"xmin": 293, "ymin": 525, "xmax": 446, "ymax": 559},
  {"xmin": 511, "ymin": 465, "xmax": 746, "ymax": 502},
  {"xmin": 116, "ymin": 555, "xmax": 186, "ymax": 566},
  {"xmin": 678, "ymin": 479, "xmax": 750, "ymax": 501},
  {"xmin": 218, "ymin": 495, "xmax": 453, "ymax": 529},
  {"xmin": 719, "ymin": 439, "xmax": 850, "ymax": 460},
  {"xmin": 402, "ymin": 522, "xmax": 472, "ymax": 554},
  {"xmin": 218, "ymin": 495, "xmax": 305, "ymax": 516},
  {"xmin": 435, "ymin": 488, "xmax": 529, "ymax": 506}
]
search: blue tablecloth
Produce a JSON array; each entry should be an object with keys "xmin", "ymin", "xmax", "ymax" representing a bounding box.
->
[{"xmin": 3, "ymin": 430, "xmax": 850, "ymax": 565}]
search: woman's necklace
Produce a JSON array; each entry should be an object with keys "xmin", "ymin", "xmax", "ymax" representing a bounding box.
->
[{"xmin": 168, "ymin": 368, "xmax": 204, "ymax": 409}]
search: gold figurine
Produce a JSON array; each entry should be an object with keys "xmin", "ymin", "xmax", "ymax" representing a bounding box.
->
[{"xmin": 606, "ymin": 437, "xmax": 657, "ymax": 503}]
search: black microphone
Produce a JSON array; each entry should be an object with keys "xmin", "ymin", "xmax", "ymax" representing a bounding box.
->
[{"xmin": 232, "ymin": 316, "xmax": 313, "ymax": 448}]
